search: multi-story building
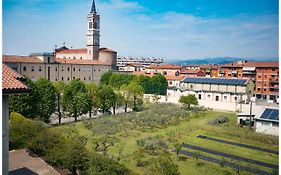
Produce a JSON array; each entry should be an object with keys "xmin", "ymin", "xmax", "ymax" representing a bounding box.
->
[
  {"xmin": 3, "ymin": 0, "xmax": 117, "ymax": 84},
  {"xmin": 221, "ymin": 61, "xmax": 279, "ymax": 101},
  {"xmin": 117, "ymin": 57, "xmax": 163, "ymax": 69},
  {"xmin": 145, "ymin": 64, "xmax": 182, "ymax": 76},
  {"xmin": 3, "ymin": 54, "xmax": 111, "ymax": 84}
]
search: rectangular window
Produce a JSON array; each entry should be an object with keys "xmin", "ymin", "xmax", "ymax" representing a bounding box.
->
[
  {"xmin": 62, "ymin": 77, "xmax": 64, "ymax": 81},
  {"xmin": 224, "ymin": 96, "xmax": 227, "ymax": 100},
  {"xmin": 31, "ymin": 66, "xmax": 34, "ymax": 72},
  {"xmin": 23, "ymin": 66, "xmax": 27, "ymax": 71},
  {"xmin": 55, "ymin": 67, "xmax": 57, "ymax": 71},
  {"xmin": 62, "ymin": 67, "xmax": 64, "ymax": 71},
  {"xmin": 89, "ymin": 76, "xmax": 91, "ymax": 80},
  {"xmin": 73, "ymin": 67, "xmax": 75, "ymax": 71},
  {"xmin": 39, "ymin": 67, "xmax": 42, "ymax": 72},
  {"xmin": 73, "ymin": 77, "xmax": 75, "ymax": 79},
  {"xmin": 67, "ymin": 77, "xmax": 70, "ymax": 81},
  {"xmin": 198, "ymin": 94, "xmax": 201, "ymax": 100},
  {"xmin": 68, "ymin": 67, "xmax": 70, "ymax": 71},
  {"xmin": 272, "ymin": 68, "xmax": 276, "ymax": 71}
]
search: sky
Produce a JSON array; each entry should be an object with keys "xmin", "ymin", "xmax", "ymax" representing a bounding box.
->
[{"xmin": 3, "ymin": 0, "xmax": 279, "ymax": 60}]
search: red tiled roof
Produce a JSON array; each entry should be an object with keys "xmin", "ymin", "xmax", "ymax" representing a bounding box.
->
[
  {"xmin": 99, "ymin": 47, "xmax": 117, "ymax": 53},
  {"xmin": 200, "ymin": 65, "xmax": 220, "ymax": 69},
  {"xmin": 221, "ymin": 62, "xmax": 279, "ymax": 68},
  {"xmin": 165, "ymin": 75, "xmax": 186, "ymax": 81},
  {"xmin": 147, "ymin": 64, "xmax": 182, "ymax": 69},
  {"xmin": 180, "ymin": 69, "xmax": 201, "ymax": 74},
  {"xmin": 54, "ymin": 58, "xmax": 111, "ymax": 65},
  {"xmin": 133, "ymin": 71, "xmax": 154, "ymax": 77},
  {"xmin": 2, "ymin": 64, "xmax": 31, "ymax": 94},
  {"xmin": 3, "ymin": 55, "xmax": 42, "ymax": 63},
  {"xmin": 56, "ymin": 48, "xmax": 87, "ymax": 54}
]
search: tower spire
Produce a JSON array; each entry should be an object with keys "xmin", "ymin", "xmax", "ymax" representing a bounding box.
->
[{"xmin": 90, "ymin": 0, "xmax": 96, "ymax": 13}]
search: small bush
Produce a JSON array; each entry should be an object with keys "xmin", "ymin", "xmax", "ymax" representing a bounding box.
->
[
  {"xmin": 9, "ymin": 112, "xmax": 45, "ymax": 150},
  {"xmin": 136, "ymin": 136, "xmax": 168, "ymax": 155},
  {"xmin": 208, "ymin": 116, "xmax": 229, "ymax": 125}
]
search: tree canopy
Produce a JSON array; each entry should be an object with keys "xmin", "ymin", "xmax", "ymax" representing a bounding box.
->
[
  {"xmin": 179, "ymin": 94, "xmax": 198, "ymax": 109},
  {"xmin": 9, "ymin": 78, "xmax": 40, "ymax": 119},
  {"xmin": 35, "ymin": 78, "xmax": 56, "ymax": 123},
  {"xmin": 97, "ymin": 85, "xmax": 116, "ymax": 113},
  {"xmin": 63, "ymin": 79, "xmax": 91, "ymax": 121}
]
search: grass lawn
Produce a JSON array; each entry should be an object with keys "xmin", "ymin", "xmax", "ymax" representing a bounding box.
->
[{"xmin": 55, "ymin": 104, "xmax": 278, "ymax": 175}]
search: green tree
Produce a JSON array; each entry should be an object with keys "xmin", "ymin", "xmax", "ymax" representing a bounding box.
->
[
  {"xmin": 179, "ymin": 94, "xmax": 198, "ymax": 109},
  {"xmin": 100, "ymin": 71, "xmax": 113, "ymax": 85},
  {"xmin": 63, "ymin": 79, "xmax": 91, "ymax": 121},
  {"xmin": 173, "ymin": 142, "xmax": 182, "ymax": 160},
  {"xmin": 151, "ymin": 74, "xmax": 168, "ymax": 95},
  {"xmin": 97, "ymin": 85, "xmax": 116, "ymax": 113},
  {"xmin": 35, "ymin": 78, "xmax": 56, "ymax": 123},
  {"xmin": 124, "ymin": 80, "xmax": 144, "ymax": 111},
  {"xmin": 53, "ymin": 81, "xmax": 65, "ymax": 124},
  {"xmin": 108, "ymin": 73, "xmax": 136, "ymax": 89},
  {"xmin": 150, "ymin": 156, "xmax": 179, "ymax": 175},
  {"xmin": 138, "ymin": 75, "xmax": 152, "ymax": 94},
  {"xmin": 86, "ymin": 83, "xmax": 100, "ymax": 118},
  {"xmin": 9, "ymin": 77, "xmax": 39, "ymax": 119}
]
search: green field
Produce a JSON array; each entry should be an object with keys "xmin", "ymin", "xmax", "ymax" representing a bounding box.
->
[{"xmin": 55, "ymin": 104, "xmax": 278, "ymax": 175}]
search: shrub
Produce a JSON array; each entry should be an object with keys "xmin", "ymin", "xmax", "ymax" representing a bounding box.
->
[
  {"xmin": 208, "ymin": 116, "xmax": 229, "ymax": 125},
  {"xmin": 136, "ymin": 136, "xmax": 168, "ymax": 155},
  {"xmin": 9, "ymin": 112, "xmax": 45, "ymax": 150},
  {"xmin": 83, "ymin": 152, "xmax": 130, "ymax": 175},
  {"xmin": 149, "ymin": 156, "xmax": 179, "ymax": 175}
]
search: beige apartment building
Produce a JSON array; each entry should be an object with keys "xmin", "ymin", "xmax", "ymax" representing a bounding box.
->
[{"xmin": 3, "ymin": 0, "xmax": 117, "ymax": 84}]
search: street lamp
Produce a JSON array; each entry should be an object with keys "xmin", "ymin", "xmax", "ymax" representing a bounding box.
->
[{"xmin": 249, "ymin": 97, "xmax": 256, "ymax": 129}]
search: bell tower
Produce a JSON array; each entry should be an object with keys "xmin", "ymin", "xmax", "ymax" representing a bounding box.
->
[{"xmin": 87, "ymin": 0, "xmax": 100, "ymax": 60}]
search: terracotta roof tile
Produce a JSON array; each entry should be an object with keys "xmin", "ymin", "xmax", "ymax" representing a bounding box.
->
[
  {"xmin": 3, "ymin": 55, "xmax": 42, "ymax": 63},
  {"xmin": 221, "ymin": 61, "xmax": 279, "ymax": 68},
  {"xmin": 2, "ymin": 64, "xmax": 31, "ymax": 94},
  {"xmin": 199, "ymin": 65, "xmax": 220, "ymax": 69},
  {"xmin": 147, "ymin": 64, "xmax": 182, "ymax": 69},
  {"xmin": 56, "ymin": 48, "xmax": 87, "ymax": 54},
  {"xmin": 54, "ymin": 58, "xmax": 111, "ymax": 65},
  {"xmin": 180, "ymin": 69, "xmax": 201, "ymax": 74},
  {"xmin": 133, "ymin": 71, "xmax": 154, "ymax": 77},
  {"xmin": 99, "ymin": 47, "xmax": 117, "ymax": 53},
  {"xmin": 165, "ymin": 75, "xmax": 186, "ymax": 81}
]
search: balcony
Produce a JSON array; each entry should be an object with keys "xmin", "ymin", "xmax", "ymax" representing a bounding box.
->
[
  {"xmin": 270, "ymin": 78, "xmax": 279, "ymax": 84},
  {"xmin": 242, "ymin": 71, "xmax": 256, "ymax": 75},
  {"xmin": 231, "ymin": 70, "xmax": 238, "ymax": 74}
]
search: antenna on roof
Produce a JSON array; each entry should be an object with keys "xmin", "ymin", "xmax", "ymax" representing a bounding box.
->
[{"xmin": 63, "ymin": 42, "xmax": 65, "ymax": 46}]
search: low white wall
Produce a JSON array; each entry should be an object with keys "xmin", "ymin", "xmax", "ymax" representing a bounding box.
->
[{"xmin": 255, "ymin": 121, "xmax": 279, "ymax": 136}]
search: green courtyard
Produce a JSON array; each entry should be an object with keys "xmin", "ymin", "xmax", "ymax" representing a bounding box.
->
[{"xmin": 55, "ymin": 103, "xmax": 279, "ymax": 175}]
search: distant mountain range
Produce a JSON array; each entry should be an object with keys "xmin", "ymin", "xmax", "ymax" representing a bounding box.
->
[{"xmin": 166, "ymin": 57, "xmax": 279, "ymax": 65}]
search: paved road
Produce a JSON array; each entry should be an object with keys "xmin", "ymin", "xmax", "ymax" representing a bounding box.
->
[{"xmin": 50, "ymin": 107, "xmax": 132, "ymax": 125}]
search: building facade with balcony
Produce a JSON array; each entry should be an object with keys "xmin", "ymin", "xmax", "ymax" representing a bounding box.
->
[{"xmin": 221, "ymin": 61, "xmax": 279, "ymax": 102}]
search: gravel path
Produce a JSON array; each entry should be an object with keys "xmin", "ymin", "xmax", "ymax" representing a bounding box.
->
[{"xmin": 197, "ymin": 135, "xmax": 278, "ymax": 155}]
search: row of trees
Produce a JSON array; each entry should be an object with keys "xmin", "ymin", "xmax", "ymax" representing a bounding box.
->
[
  {"xmin": 9, "ymin": 77, "xmax": 145, "ymax": 124},
  {"xmin": 100, "ymin": 71, "xmax": 168, "ymax": 95}
]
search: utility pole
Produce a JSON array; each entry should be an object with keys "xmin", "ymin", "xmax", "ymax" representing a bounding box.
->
[{"xmin": 249, "ymin": 100, "xmax": 253, "ymax": 129}]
